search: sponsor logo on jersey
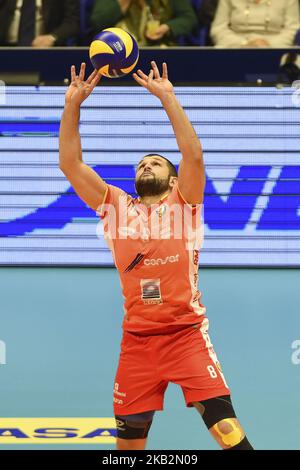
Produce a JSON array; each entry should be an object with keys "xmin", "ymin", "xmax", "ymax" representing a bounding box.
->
[
  {"xmin": 144, "ymin": 254, "xmax": 179, "ymax": 266},
  {"xmin": 140, "ymin": 279, "xmax": 162, "ymax": 305},
  {"xmin": 124, "ymin": 253, "xmax": 145, "ymax": 273}
]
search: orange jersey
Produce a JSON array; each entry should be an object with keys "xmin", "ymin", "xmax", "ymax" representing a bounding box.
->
[{"xmin": 98, "ymin": 183, "xmax": 206, "ymax": 334}]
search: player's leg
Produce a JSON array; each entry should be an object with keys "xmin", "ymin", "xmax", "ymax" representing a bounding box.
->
[
  {"xmin": 113, "ymin": 332, "xmax": 167, "ymax": 450},
  {"xmin": 115, "ymin": 411, "xmax": 155, "ymax": 450},
  {"xmin": 193, "ymin": 395, "xmax": 253, "ymax": 450},
  {"xmin": 165, "ymin": 321, "xmax": 253, "ymax": 449}
]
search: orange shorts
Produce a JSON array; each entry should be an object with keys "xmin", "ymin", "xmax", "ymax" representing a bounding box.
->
[{"xmin": 113, "ymin": 317, "xmax": 230, "ymax": 416}]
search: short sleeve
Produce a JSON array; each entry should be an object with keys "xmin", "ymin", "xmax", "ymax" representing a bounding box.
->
[
  {"xmin": 167, "ymin": 183, "xmax": 203, "ymax": 210},
  {"xmin": 96, "ymin": 184, "xmax": 127, "ymax": 219},
  {"xmin": 167, "ymin": 184, "xmax": 204, "ymax": 250}
]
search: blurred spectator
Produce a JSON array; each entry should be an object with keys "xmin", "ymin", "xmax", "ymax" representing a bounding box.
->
[
  {"xmin": 90, "ymin": 0, "xmax": 198, "ymax": 47},
  {"xmin": 211, "ymin": 0, "xmax": 300, "ymax": 47},
  {"xmin": 198, "ymin": 0, "xmax": 219, "ymax": 45},
  {"xmin": 0, "ymin": 0, "xmax": 80, "ymax": 47},
  {"xmin": 198, "ymin": 0, "xmax": 218, "ymax": 29}
]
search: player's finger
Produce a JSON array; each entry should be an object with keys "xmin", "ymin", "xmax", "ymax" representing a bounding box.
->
[
  {"xmin": 91, "ymin": 71, "xmax": 102, "ymax": 88},
  {"xmin": 151, "ymin": 61, "xmax": 160, "ymax": 79},
  {"xmin": 162, "ymin": 62, "xmax": 168, "ymax": 80},
  {"xmin": 148, "ymin": 69, "xmax": 154, "ymax": 84},
  {"xmin": 71, "ymin": 65, "xmax": 76, "ymax": 83},
  {"xmin": 137, "ymin": 69, "xmax": 148, "ymax": 81},
  {"xmin": 86, "ymin": 69, "xmax": 98, "ymax": 84},
  {"xmin": 79, "ymin": 62, "xmax": 86, "ymax": 81},
  {"xmin": 132, "ymin": 73, "xmax": 147, "ymax": 88}
]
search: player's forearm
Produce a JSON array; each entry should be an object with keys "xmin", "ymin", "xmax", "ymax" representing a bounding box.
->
[
  {"xmin": 160, "ymin": 92, "xmax": 202, "ymax": 161},
  {"xmin": 59, "ymin": 103, "xmax": 82, "ymax": 170}
]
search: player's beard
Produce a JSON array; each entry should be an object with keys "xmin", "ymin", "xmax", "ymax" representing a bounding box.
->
[{"xmin": 135, "ymin": 174, "xmax": 170, "ymax": 198}]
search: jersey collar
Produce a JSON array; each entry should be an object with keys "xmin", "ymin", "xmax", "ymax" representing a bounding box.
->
[{"xmin": 136, "ymin": 191, "xmax": 170, "ymax": 205}]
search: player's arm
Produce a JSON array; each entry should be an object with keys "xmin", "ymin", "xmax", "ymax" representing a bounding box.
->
[
  {"xmin": 59, "ymin": 63, "xmax": 107, "ymax": 211},
  {"xmin": 133, "ymin": 61, "xmax": 205, "ymax": 204}
]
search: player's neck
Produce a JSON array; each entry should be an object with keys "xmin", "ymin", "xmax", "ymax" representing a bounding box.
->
[{"xmin": 139, "ymin": 189, "xmax": 170, "ymax": 207}]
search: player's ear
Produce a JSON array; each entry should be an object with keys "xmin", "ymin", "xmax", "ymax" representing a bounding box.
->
[{"xmin": 169, "ymin": 176, "xmax": 178, "ymax": 189}]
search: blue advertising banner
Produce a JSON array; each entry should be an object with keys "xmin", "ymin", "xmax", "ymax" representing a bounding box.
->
[{"xmin": 0, "ymin": 86, "xmax": 299, "ymax": 266}]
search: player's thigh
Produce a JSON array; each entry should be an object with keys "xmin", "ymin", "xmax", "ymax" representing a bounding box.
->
[
  {"xmin": 113, "ymin": 334, "xmax": 167, "ymax": 415},
  {"xmin": 173, "ymin": 324, "xmax": 230, "ymax": 404}
]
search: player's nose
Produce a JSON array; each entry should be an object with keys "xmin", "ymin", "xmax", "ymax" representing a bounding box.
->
[{"xmin": 143, "ymin": 163, "xmax": 153, "ymax": 172}]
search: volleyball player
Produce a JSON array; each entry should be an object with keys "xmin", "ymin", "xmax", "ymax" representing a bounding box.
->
[{"xmin": 59, "ymin": 61, "xmax": 253, "ymax": 450}]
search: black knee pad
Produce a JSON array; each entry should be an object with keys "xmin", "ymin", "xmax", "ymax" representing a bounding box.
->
[
  {"xmin": 115, "ymin": 411, "xmax": 154, "ymax": 440},
  {"xmin": 194, "ymin": 394, "xmax": 237, "ymax": 429}
]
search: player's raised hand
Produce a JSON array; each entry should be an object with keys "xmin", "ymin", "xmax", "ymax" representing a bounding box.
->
[
  {"xmin": 65, "ymin": 63, "xmax": 101, "ymax": 107},
  {"xmin": 133, "ymin": 61, "xmax": 174, "ymax": 101}
]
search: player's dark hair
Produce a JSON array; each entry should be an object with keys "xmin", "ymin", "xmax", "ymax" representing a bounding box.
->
[{"xmin": 141, "ymin": 154, "xmax": 178, "ymax": 177}]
